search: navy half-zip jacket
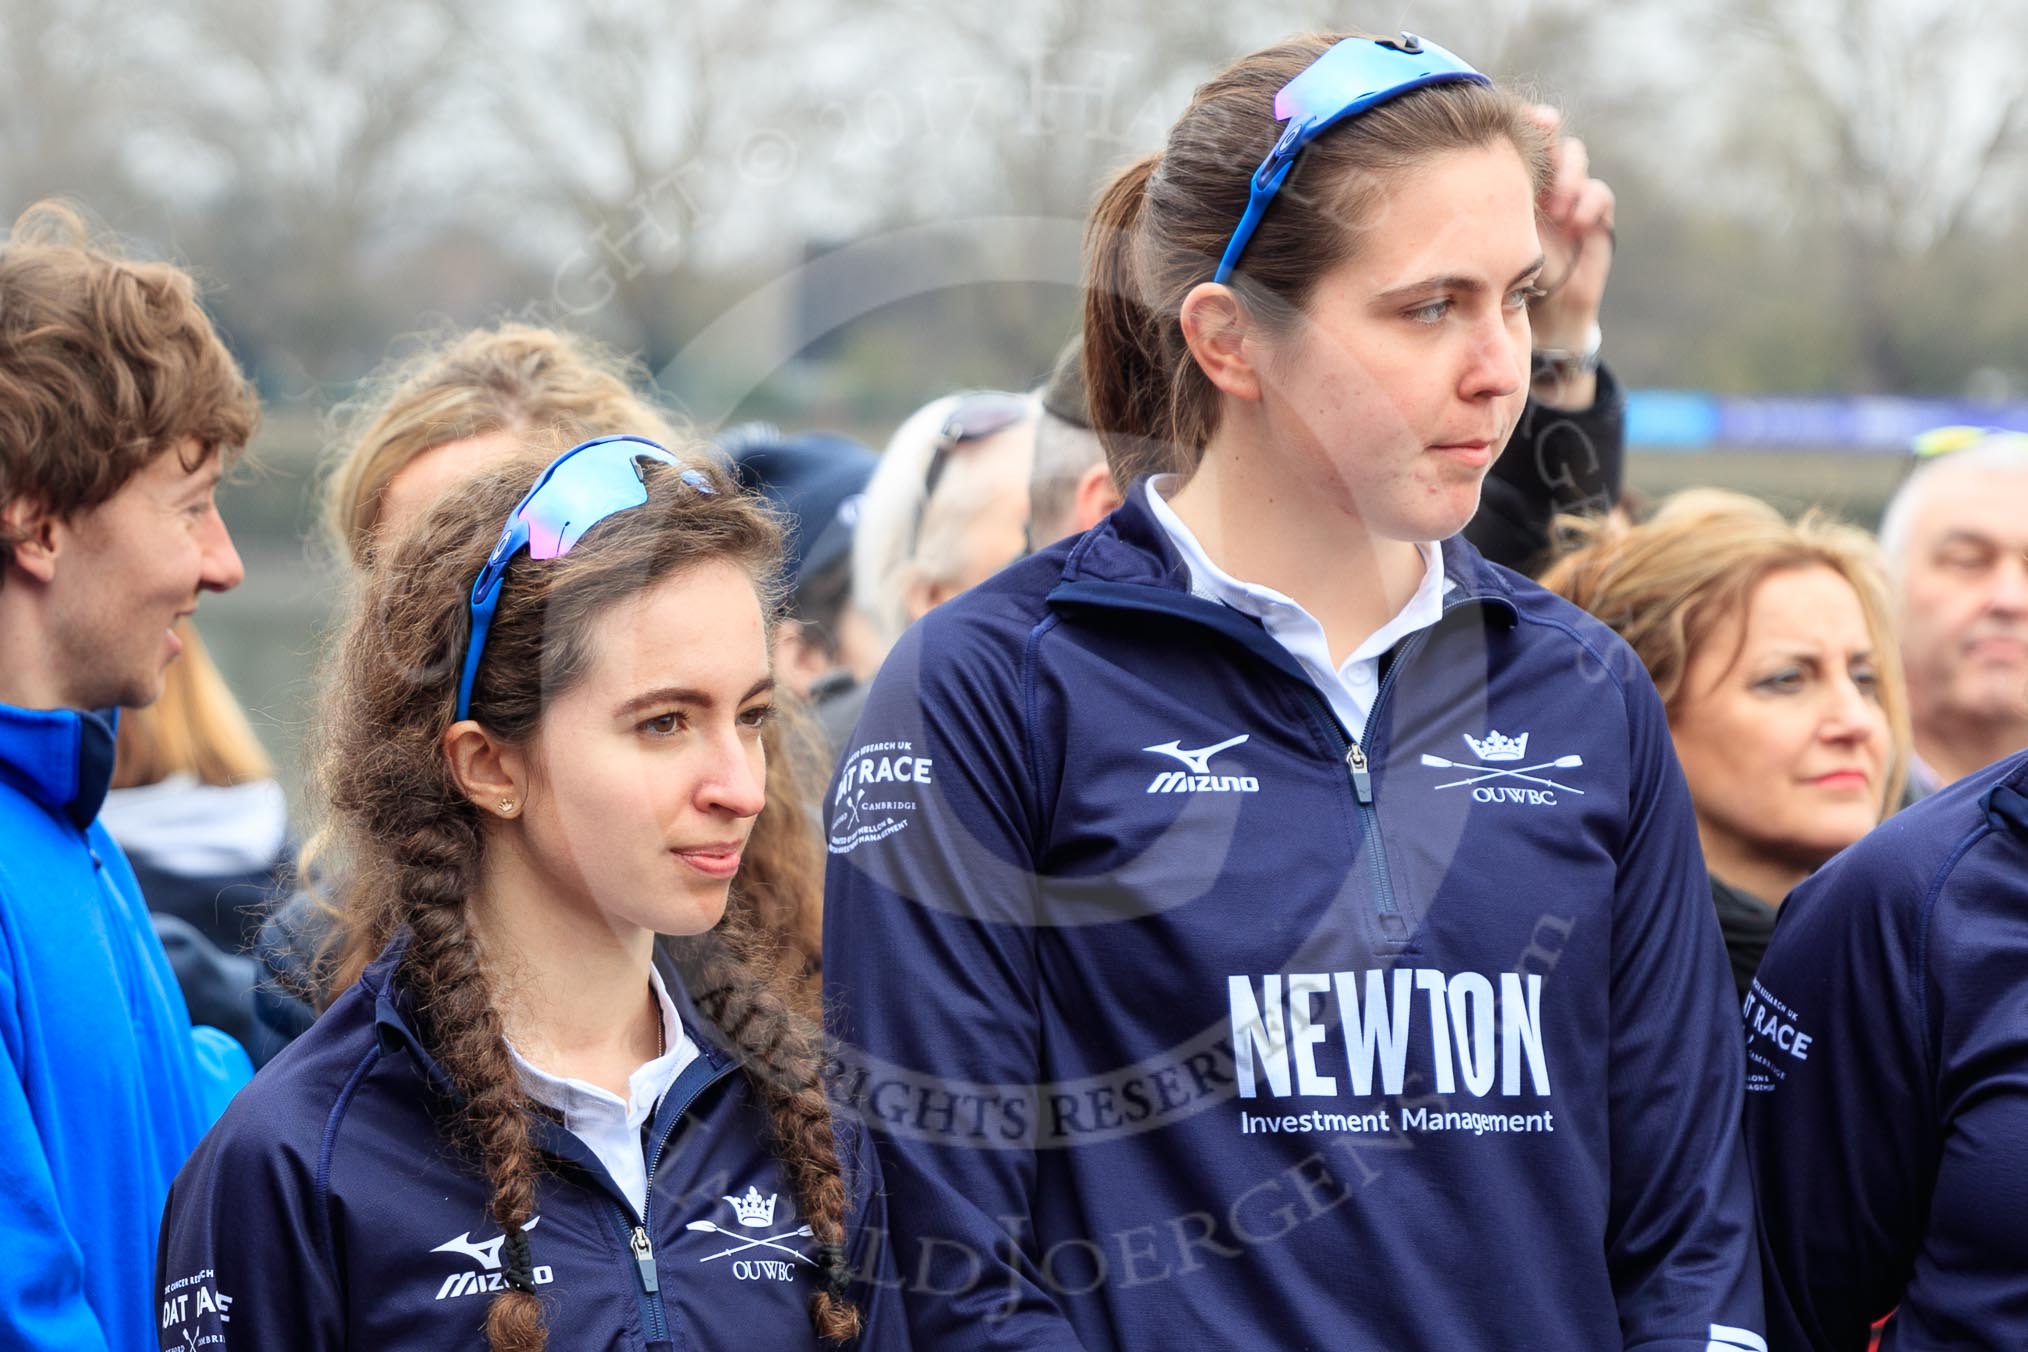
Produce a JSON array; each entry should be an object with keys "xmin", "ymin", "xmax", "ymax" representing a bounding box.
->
[
  {"xmin": 823, "ymin": 490, "xmax": 1763, "ymax": 1349},
  {"xmin": 1745, "ymin": 749, "xmax": 2028, "ymax": 1349},
  {"xmin": 156, "ymin": 937, "xmax": 906, "ymax": 1350}
]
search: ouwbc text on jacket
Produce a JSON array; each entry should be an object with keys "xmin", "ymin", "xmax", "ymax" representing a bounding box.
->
[
  {"xmin": 156, "ymin": 936, "xmax": 905, "ymax": 1350},
  {"xmin": 822, "ymin": 491, "xmax": 1763, "ymax": 1350}
]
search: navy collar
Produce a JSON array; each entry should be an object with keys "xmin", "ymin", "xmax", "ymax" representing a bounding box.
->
[
  {"xmin": 360, "ymin": 932, "xmax": 743, "ymax": 1203},
  {"xmin": 1054, "ymin": 480, "xmax": 1518, "ymax": 622},
  {"xmin": 362, "ymin": 931, "xmax": 738, "ymax": 1092},
  {"xmin": 1982, "ymin": 763, "xmax": 2028, "ymax": 839},
  {"xmin": 0, "ymin": 702, "xmax": 119, "ymax": 831}
]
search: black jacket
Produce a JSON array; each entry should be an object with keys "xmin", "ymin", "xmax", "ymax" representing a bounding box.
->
[
  {"xmin": 1709, "ymin": 874, "xmax": 1779, "ymax": 1001},
  {"xmin": 1465, "ymin": 365, "xmax": 1627, "ymax": 575}
]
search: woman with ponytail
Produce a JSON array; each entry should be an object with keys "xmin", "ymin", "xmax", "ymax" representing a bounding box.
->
[
  {"xmin": 159, "ymin": 439, "xmax": 900, "ymax": 1349},
  {"xmin": 825, "ymin": 31, "xmax": 1760, "ymax": 1349}
]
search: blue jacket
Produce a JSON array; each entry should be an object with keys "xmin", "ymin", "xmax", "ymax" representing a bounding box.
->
[
  {"xmin": 1745, "ymin": 749, "xmax": 2028, "ymax": 1349},
  {"xmin": 157, "ymin": 935, "xmax": 907, "ymax": 1350},
  {"xmin": 823, "ymin": 491, "xmax": 1763, "ymax": 1350},
  {"xmin": 0, "ymin": 702, "xmax": 251, "ymax": 1352}
]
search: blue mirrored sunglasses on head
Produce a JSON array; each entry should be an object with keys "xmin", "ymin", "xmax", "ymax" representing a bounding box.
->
[
  {"xmin": 454, "ymin": 434, "xmax": 714, "ymax": 721},
  {"xmin": 1212, "ymin": 32, "xmax": 1490, "ymax": 284}
]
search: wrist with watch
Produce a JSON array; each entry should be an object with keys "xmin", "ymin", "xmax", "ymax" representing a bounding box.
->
[{"xmin": 1531, "ymin": 321, "xmax": 1601, "ymax": 382}]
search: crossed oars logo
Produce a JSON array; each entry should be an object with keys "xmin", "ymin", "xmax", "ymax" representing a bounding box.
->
[
  {"xmin": 684, "ymin": 1218, "xmax": 819, "ymax": 1264},
  {"xmin": 1420, "ymin": 751, "xmax": 1586, "ymax": 795},
  {"xmin": 686, "ymin": 1191, "xmax": 817, "ymax": 1265}
]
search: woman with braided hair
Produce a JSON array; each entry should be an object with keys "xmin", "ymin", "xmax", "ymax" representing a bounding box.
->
[
  {"xmin": 158, "ymin": 438, "xmax": 901, "ymax": 1350},
  {"xmin": 253, "ymin": 323, "xmax": 829, "ymax": 1068}
]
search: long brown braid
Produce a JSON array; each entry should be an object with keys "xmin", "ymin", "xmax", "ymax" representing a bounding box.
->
[
  {"xmin": 668, "ymin": 918, "xmax": 862, "ymax": 1341},
  {"xmin": 313, "ymin": 446, "xmax": 860, "ymax": 1347}
]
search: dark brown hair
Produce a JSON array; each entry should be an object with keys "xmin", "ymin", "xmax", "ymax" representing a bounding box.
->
[
  {"xmin": 314, "ymin": 452, "xmax": 859, "ymax": 1346},
  {"xmin": 0, "ymin": 200, "xmax": 259, "ymax": 571},
  {"xmin": 1082, "ymin": 32, "xmax": 1550, "ymax": 485},
  {"xmin": 301, "ymin": 325, "xmax": 825, "ymax": 1001}
]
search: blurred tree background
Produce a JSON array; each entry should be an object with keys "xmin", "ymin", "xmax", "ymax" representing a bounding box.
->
[
  {"xmin": 11, "ymin": 0, "xmax": 2022, "ymax": 415},
  {"xmin": 4, "ymin": 0, "xmax": 2023, "ymax": 795}
]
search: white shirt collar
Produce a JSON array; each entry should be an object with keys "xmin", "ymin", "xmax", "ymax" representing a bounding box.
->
[
  {"xmin": 1143, "ymin": 475, "xmax": 1449, "ymax": 656},
  {"xmin": 508, "ymin": 964, "xmax": 698, "ymax": 1218},
  {"xmin": 509, "ymin": 964, "xmax": 697, "ymax": 1138},
  {"xmin": 1141, "ymin": 475, "xmax": 1450, "ymax": 746}
]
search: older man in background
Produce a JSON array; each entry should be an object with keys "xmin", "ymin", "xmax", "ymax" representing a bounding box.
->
[
  {"xmin": 1027, "ymin": 336, "xmax": 1122, "ymax": 550},
  {"xmin": 1881, "ymin": 428, "xmax": 2028, "ymax": 796},
  {"xmin": 851, "ymin": 389, "xmax": 1036, "ymax": 656}
]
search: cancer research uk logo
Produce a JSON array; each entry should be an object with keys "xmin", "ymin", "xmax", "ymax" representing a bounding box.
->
[
  {"xmin": 160, "ymin": 1269, "xmax": 233, "ymax": 1349},
  {"xmin": 431, "ymin": 1216, "xmax": 556, "ymax": 1300},
  {"xmin": 828, "ymin": 738, "xmax": 933, "ymax": 854},
  {"xmin": 1423, "ymin": 730, "xmax": 1584, "ymax": 806},
  {"xmin": 684, "ymin": 1186, "xmax": 815, "ymax": 1283},
  {"xmin": 1143, "ymin": 733, "xmax": 1259, "ymax": 794}
]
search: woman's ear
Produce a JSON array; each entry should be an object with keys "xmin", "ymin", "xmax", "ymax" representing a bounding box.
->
[
  {"xmin": 442, "ymin": 720, "xmax": 529, "ymax": 819},
  {"xmin": 1179, "ymin": 282, "xmax": 1265, "ymax": 403}
]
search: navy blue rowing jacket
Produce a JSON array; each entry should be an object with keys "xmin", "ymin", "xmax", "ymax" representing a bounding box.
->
[
  {"xmin": 1745, "ymin": 749, "xmax": 2028, "ymax": 1349},
  {"xmin": 156, "ymin": 937, "xmax": 905, "ymax": 1350},
  {"xmin": 822, "ymin": 491, "xmax": 1763, "ymax": 1350}
]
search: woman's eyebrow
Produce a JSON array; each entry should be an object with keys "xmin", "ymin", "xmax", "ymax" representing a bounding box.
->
[
  {"xmin": 612, "ymin": 675, "xmax": 773, "ymax": 720},
  {"xmin": 1372, "ymin": 256, "xmax": 1545, "ymax": 305}
]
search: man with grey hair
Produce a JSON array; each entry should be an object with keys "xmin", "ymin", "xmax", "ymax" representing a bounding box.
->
[
  {"xmin": 1879, "ymin": 428, "xmax": 2028, "ymax": 795},
  {"xmin": 1028, "ymin": 335, "xmax": 1122, "ymax": 549},
  {"xmin": 851, "ymin": 390, "xmax": 1036, "ymax": 655}
]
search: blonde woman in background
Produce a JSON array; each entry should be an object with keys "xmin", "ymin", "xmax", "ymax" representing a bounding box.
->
[
  {"xmin": 1541, "ymin": 488, "xmax": 1909, "ymax": 995},
  {"xmin": 323, "ymin": 324, "xmax": 689, "ymax": 567},
  {"xmin": 258, "ymin": 324, "xmax": 827, "ymax": 1041}
]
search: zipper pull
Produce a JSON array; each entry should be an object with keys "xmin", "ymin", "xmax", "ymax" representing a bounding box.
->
[
  {"xmin": 630, "ymin": 1224, "xmax": 660, "ymax": 1294},
  {"xmin": 1345, "ymin": 744, "xmax": 1373, "ymax": 804}
]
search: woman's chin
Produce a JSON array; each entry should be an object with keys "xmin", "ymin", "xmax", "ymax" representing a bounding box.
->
[{"xmin": 641, "ymin": 881, "xmax": 732, "ymax": 939}]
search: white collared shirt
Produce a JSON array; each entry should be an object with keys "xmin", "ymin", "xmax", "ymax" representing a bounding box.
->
[
  {"xmin": 509, "ymin": 964, "xmax": 699, "ymax": 1219},
  {"xmin": 1144, "ymin": 476, "xmax": 1449, "ymax": 746}
]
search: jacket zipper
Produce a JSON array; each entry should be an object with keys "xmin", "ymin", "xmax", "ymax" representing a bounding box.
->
[
  {"xmin": 1046, "ymin": 578, "xmax": 1490, "ymax": 947},
  {"xmin": 1303, "ymin": 624, "xmax": 1434, "ymax": 944},
  {"xmin": 611, "ymin": 1057, "xmax": 736, "ymax": 1343},
  {"xmin": 84, "ymin": 839, "xmax": 146, "ymax": 1015},
  {"xmin": 1297, "ymin": 686, "xmax": 1403, "ymax": 942}
]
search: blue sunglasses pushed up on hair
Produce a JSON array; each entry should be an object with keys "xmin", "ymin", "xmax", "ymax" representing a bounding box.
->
[
  {"xmin": 454, "ymin": 434, "xmax": 713, "ymax": 721},
  {"xmin": 1212, "ymin": 32, "xmax": 1489, "ymax": 284}
]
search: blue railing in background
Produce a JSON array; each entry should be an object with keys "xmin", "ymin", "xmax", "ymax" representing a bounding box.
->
[{"xmin": 1627, "ymin": 392, "xmax": 2028, "ymax": 452}]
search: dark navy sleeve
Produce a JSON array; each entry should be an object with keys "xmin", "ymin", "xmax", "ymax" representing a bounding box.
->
[
  {"xmin": 1744, "ymin": 812, "xmax": 1940, "ymax": 1350},
  {"xmin": 156, "ymin": 1096, "xmax": 345, "ymax": 1350},
  {"xmin": 1602, "ymin": 658, "xmax": 1766, "ymax": 1349},
  {"xmin": 823, "ymin": 617, "xmax": 1088, "ymax": 1351}
]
